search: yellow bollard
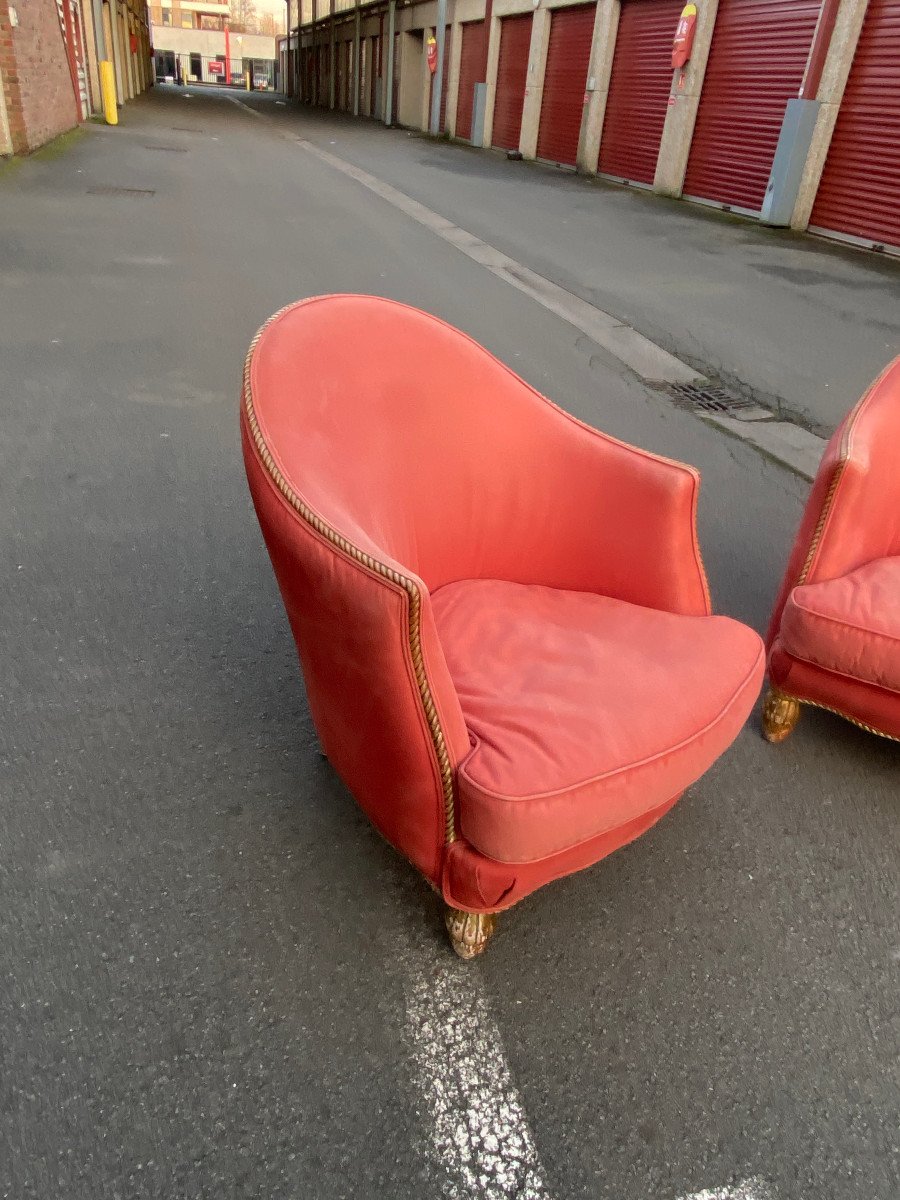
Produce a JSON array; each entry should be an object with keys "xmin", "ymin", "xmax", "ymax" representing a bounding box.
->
[
  {"xmin": 99, "ymin": 60, "xmax": 118, "ymax": 125},
  {"xmin": 245, "ymin": 70, "xmax": 251, "ymax": 91}
]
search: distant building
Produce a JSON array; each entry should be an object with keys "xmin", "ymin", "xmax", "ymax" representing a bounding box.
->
[{"xmin": 149, "ymin": 3, "xmax": 277, "ymax": 90}]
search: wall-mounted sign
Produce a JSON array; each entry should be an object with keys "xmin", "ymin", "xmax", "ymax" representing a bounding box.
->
[{"xmin": 672, "ymin": 3, "xmax": 698, "ymax": 70}]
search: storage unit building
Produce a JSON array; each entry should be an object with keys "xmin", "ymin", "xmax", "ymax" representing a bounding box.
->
[
  {"xmin": 598, "ymin": 0, "xmax": 684, "ymax": 184},
  {"xmin": 682, "ymin": 0, "xmax": 820, "ymax": 213},
  {"xmin": 808, "ymin": 0, "xmax": 900, "ymax": 253},
  {"xmin": 491, "ymin": 13, "xmax": 533, "ymax": 151},
  {"xmin": 535, "ymin": 3, "xmax": 596, "ymax": 167}
]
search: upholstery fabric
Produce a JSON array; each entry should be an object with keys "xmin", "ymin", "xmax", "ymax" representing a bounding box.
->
[
  {"xmin": 765, "ymin": 356, "xmax": 900, "ymax": 741},
  {"xmin": 243, "ymin": 295, "xmax": 765, "ymax": 910},
  {"xmin": 780, "ymin": 558, "xmax": 900, "ymax": 694},
  {"xmin": 433, "ymin": 580, "xmax": 764, "ymax": 862}
]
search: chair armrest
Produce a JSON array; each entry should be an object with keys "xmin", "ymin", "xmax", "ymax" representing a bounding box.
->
[{"xmin": 481, "ymin": 416, "xmax": 712, "ymax": 617}]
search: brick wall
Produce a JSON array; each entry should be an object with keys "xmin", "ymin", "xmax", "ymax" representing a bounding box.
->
[{"xmin": 0, "ymin": 1, "xmax": 79, "ymax": 155}]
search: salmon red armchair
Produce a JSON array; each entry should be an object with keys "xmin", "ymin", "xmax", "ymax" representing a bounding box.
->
[
  {"xmin": 763, "ymin": 358, "xmax": 900, "ymax": 745},
  {"xmin": 241, "ymin": 296, "xmax": 764, "ymax": 957}
]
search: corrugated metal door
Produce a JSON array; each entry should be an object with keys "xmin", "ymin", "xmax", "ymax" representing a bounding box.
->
[
  {"xmin": 492, "ymin": 13, "xmax": 533, "ymax": 151},
  {"xmin": 370, "ymin": 35, "xmax": 380, "ymax": 114},
  {"xmin": 683, "ymin": 0, "xmax": 820, "ymax": 213},
  {"xmin": 429, "ymin": 26, "xmax": 453, "ymax": 132},
  {"xmin": 598, "ymin": 0, "xmax": 683, "ymax": 183},
  {"xmin": 456, "ymin": 20, "xmax": 486, "ymax": 140},
  {"xmin": 809, "ymin": 0, "xmax": 900, "ymax": 252},
  {"xmin": 536, "ymin": 4, "xmax": 595, "ymax": 166},
  {"xmin": 336, "ymin": 43, "xmax": 346, "ymax": 109}
]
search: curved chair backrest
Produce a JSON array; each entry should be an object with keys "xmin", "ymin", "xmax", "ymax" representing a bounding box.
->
[
  {"xmin": 766, "ymin": 356, "xmax": 900, "ymax": 647},
  {"xmin": 241, "ymin": 294, "xmax": 689, "ymax": 596}
]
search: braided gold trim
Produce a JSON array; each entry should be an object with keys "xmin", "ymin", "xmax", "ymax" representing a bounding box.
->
[
  {"xmin": 794, "ymin": 361, "xmax": 895, "ymax": 587},
  {"xmin": 790, "ymin": 693, "xmax": 900, "ymax": 744},
  {"xmin": 797, "ymin": 460, "xmax": 846, "ymax": 585},
  {"xmin": 242, "ymin": 303, "xmax": 457, "ymax": 843}
]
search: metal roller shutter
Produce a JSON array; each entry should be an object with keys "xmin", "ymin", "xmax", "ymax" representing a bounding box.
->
[
  {"xmin": 536, "ymin": 4, "xmax": 596, "ymax": 167},
  {"xmin": 370, "ymin": 35, "xmax": 380, "ymax": 115},
  {"xmin": 429, "ymin": 26, "xmax": 453, "ymax": 132},
  {"xmin": 598, "ymin": 0, "xmax": 684, "ymax": 184},
  {"xmin": 492, "ymin": 13, "xmax": 533, "ymax": 151},
  {"xmin": 683, "ymin": 0, "xmax": 820, "ymax": 213},
  {"xmin": 456, "ymin": 20, "xmax": 486, "ymax": 140},
  {"xmin": 809, "ymin": 0, "xmax": 900, "ymax": 253}
]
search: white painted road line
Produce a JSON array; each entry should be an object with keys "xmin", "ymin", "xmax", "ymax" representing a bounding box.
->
[
  {"xmin": 679, "ymin": 1177, "xmax": 775, "ymax": 1200},
  {"xmin": 297, "ymin": 139, "xmax": 700, "ymax": 387},
  {"xmin": 400, "ymin": 925, "xmax": 554, "ymax": 1199},
  {"xmin": 226, "ymin": 95, "xmax": 264, "ymax": 118}
]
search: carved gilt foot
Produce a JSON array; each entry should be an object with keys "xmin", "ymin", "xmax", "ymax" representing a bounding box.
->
[
  {"xmin": 445, "ymin": 907, "xmax": 497, "ymax": 960},
  {"xmin": 762, "ymin": 687, "xmax": 801, "ymax": 743}
]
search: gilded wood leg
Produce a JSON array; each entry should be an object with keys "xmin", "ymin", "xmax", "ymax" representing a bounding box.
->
[
  {"xmin": 762, "ymin": 687, "xmax": 802, "ymax": 743},
  {"xmin": 445, "ymin": 906, "xmax": 497, "ymax": 960}
]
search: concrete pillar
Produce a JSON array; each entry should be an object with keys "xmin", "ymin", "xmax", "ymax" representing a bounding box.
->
[
  {"xmin": 329, "ymin": 5, "xmax": 336, "ymax": 109},
  {"xmin": 480, "ymin": 14, "xmax": 502, "ymax": 148},
  {"xmin": 384, "ymin": 1, "xmax": 395, "ymax": 125},
  {"xmin": 353, "ymin": 8, "xmax": 361, "ymax": 115},
  {"xmin": 790, "ymin": 0, "xmax": 870, "ymax": 230},
  {"xmin": 80, "ymin": 0, "xmax": 104, "ymax": 114},
  {"xmin": 121, "ymin": 6, "xmax": 134, "ymax": 100},
  {"xmin": 429, "ymin": 0, "xmax": 448, "ymax": 134},
  {"xmin": 653, "ymin": 0, "xmax": 720, "ymax": 197},
  {"xmin": 518, "ymin": 6, "xmax": 551, "ymax": 159},
  {"xmin": 577, "ymin": 0, "xmax": 619, "ymax": 172},
  {"xmin": 445, "ymin": 18, "xmax": 463, "ymax": 135},
  {"xmin": 106, "ymin": 2, "xmax": 124, "ymax": 104}
]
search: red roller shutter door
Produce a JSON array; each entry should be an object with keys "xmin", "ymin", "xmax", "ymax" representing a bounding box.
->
[
  {"xmin": 536, "ymin": 4, "xmax": 595, "ymax": 166},
  {"xmin": 683, "ymin": 0, "xmax": 820, "ymax": 213},
  {"xmin": 456, "ymin": 20, "xmax": 486, "ymax": 139},
  {"xmin": 809, "ymin": 0, "xmax": 900, "ymax": 252},
  {"xmin": 598, "ymin": 0, "xmax": 684, "ymax": 184},
  {"xmin": 492, "ymin": 13, "xmax": 533, "ymax": 151},
  {"xmin": 370, "ymin": 35, "xmax": 380, "ymax": 115},
  {"xmin": 429, "ymin": 26, "xmax": 452, "ymax": 132}
]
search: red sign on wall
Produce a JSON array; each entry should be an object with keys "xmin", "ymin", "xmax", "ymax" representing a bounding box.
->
[
  {"xmin": 672, "ymin": 4, "xmax": 698, "ymax": 69},
  {"xmin": 208, "ymin": 60, "xmax": 225, "ymax": 76},
  {"xmin": 426, "ymin": 35, "xmax": 438, "ymax": 75}
]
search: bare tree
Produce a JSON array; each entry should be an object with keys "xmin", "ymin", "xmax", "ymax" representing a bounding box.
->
[
  {"xmin": 229, "ymin": 0, "xmax": 257, "ymax": 32},
  {"xmin": 257, "ymin": 12, "xmax": 277, "ymax": 35}
]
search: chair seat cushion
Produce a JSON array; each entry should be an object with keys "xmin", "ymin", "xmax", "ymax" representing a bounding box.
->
[
  {"xmin": 780, "ymin": 557, "xmax": 900, "ymax": 693},
  {"xmin": 431, "ymin": 580, "xmax": 764, "ymax": 863}
]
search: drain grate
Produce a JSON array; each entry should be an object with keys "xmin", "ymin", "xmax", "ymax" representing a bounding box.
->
[
  {"xmin": 87, "ymin": 186, "xmax": 156, "ymax": 198},
  {"xmin": 143, "ymin": 143, "xmax": 188, "ymax": 152},
  {"xmin": 666, "ymin": 382, "xmax": 763, "ymax": 416},
  {"xmin": 170, "ymin": 126, "xmax": 203, "ymax": 133}
]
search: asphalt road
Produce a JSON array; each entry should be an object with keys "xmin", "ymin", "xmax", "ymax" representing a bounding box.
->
[
  {"xmin": 1, "ymin": 88, "xmax": 897, "ymax": 1200},
  {"xmin": 223, "ymin": 88, "xmax": 900, "ymax": 435}
]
